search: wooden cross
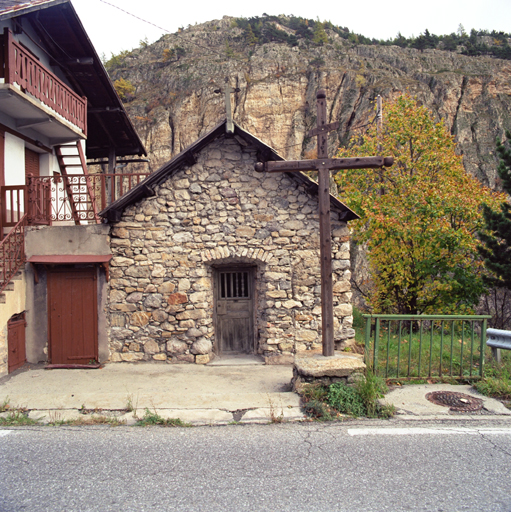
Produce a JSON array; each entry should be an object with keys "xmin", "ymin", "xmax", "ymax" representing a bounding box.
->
[
  {"xmin": 255, "ymin": 90, "xmax": 393, "ymax": 357},
  {"xmin": 214, "ymin": 78, "xmax": 240, "ymax": 134}
]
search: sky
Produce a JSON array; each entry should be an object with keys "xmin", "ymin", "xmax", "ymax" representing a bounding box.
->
[{"xmin": 71, "ymin": 0, "xmax": 511, "ymax": 58}]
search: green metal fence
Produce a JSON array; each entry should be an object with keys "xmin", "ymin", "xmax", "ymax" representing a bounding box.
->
[{"xmin": 363, "ymin": 315, "xmax": 491, "ymax": 380}]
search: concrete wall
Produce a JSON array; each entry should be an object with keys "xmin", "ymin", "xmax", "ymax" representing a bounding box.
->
[
  {"xmin": 25, "ymin": 224, "xmax": 111, "ymax": 258},
  {"xmin": 25, "ymin": 224, "xmax": 111, "ymax": 364},
  {"xmin": 0, "ymin": 271, "xmax": 26, "ymax": 377}
]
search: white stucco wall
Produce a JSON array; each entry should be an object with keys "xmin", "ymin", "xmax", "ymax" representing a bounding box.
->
[{"xmin": 4, "ymin": 132, "xmax": 24, "ymax": 186}]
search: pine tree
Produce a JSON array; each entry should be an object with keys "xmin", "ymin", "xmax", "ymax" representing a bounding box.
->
[
  {"xmin": 478, "ymin": 130, "xmax": 511, "ymax": 289},
  {"xmin": 313, "ymin": 21, "xmax": 328, "ymax": 46}
]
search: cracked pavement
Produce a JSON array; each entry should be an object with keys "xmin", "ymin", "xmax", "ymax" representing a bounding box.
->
[{"xmin": 1, "ymin": 420, "xmax": 511, "ymax": 511}]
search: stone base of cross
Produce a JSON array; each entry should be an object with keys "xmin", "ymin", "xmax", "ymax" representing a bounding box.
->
[{"xmin": 255, "ymin": 90, "xmax": 393, "ymax": 357}]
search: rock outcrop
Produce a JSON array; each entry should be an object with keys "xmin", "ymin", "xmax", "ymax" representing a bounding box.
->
[{"xmin": 108, "ymin": 16, "xmax": 511, "ymax": 190}]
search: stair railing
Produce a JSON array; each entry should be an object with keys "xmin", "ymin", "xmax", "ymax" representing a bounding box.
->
[{"xmin": 0, "ymin": 213, "xmax": 27, "ymax": 294}]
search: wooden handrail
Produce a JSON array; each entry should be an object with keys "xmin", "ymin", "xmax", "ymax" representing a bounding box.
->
[{"xmin": 2, "ymin": 29, "xmax": 87, "ymax": 135}]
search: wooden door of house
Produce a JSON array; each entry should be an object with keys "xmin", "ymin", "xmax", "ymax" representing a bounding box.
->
[
  {"xmin": 215, "ymin": 267, "xmax": 255, "ymax": 354},
  {"xmin": 47, "ymin": 267, "xmax": 98, "ymax": 365},
  {"xmin": 8, "ymin": 312, "xmax": 26, "ymax": 373}
]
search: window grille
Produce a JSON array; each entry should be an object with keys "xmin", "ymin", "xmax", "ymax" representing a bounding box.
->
[{"xmin": 220, "ymin": 271, "xmax": 249, "ymax": 299}]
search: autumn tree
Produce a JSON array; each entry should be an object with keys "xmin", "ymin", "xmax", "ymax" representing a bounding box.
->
[
  {"xmin": 113, "ymin": 77, "xmax": 135, "ymax": 101},
  {"xmin": 335, "ymin": 95, "xmax": 503, "ymax": 315}
]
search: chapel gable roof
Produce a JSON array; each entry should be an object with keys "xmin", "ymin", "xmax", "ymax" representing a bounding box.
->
[{"xmin": 99, "ymin": 120, "xmax": 359, "ymax": 223}]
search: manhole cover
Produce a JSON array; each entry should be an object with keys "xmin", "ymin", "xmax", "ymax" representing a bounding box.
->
[{"xmin": 425, "ymin": 391, "xmax": 484, "ymax": 412}]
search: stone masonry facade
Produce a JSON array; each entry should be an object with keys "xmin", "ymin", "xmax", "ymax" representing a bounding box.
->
[{"xmin": 107, "ymin": 136, "xmax": 354, "ymax": 364}]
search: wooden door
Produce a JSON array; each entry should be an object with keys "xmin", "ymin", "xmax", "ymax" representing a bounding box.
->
[
  {"xmin": 25, "ymin": 148, "xmax": 40, "ymax": 179},
  {"xmin": 48, "ymin": 267, "xmax": 98, "ymax": 364},
  {"xmin": 8, "ymin": 312, "xmax": 26, "ymax": 373},
  {"xmin": 215, "ymin": 267, "xmax": 254, "ymax": 354}
]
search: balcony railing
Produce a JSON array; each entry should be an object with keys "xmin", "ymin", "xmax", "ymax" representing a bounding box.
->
[
  {"xmin": 25, "ymin": 173, "xmax": 150, "ymax": 224},
  {"xmin": 0, "ymin": 28, "xmax": 87, "ymax": 135}
]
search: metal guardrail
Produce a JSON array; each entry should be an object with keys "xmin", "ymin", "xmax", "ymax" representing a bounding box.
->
[
  {"xmin": 486, "ymin": 328, "xmax": 511, "ymax": 364},
  {"xmin": 363, "ymin": 314, "xmax": 491, "ymax": 380}
]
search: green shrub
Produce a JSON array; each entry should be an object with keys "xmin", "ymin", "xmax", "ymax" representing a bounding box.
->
[{"xmin": 328, "ymin": 382, "xmax": 366, "ymax": 417}]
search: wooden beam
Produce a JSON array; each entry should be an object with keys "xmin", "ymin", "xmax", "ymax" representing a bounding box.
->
[
  {"xmin": 308, "ymin": 120, "xmax": 339, "ymax": 138},
  {"xmin": 255, "ymin": 156, "xmax": 393, "ymax": 173}
]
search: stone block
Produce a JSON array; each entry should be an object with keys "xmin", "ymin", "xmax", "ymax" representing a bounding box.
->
[
  {"xmin": 294, "ymin": 352, "xmax": 365, "ymax": 378},
  {"xmin": 190, "ymin": 337, "xmax": 212, "ymax": 355},
  {"xmin": 167, "ymin": 293, "xmax": 188, "ymax": 305},
  {"xmin": 144, "ymin": 339, "xmax": 159, "ymax": 354},
  {"xmin": 334, "ymin": 304, "xmax": 353, "ymax": 317},
  {"xmin": 236, "ymin": 226, "xmax": 256, "ymax": 237},
  {"xmin": 158, "ymin": 282, "xmax": 176, "ymax": 294},
  {"xmin": 176, "ymin": 309, "xmax": 208, "ymax": 320},
  {"xmin": 153, "ymin": 353, "xmax": 167, "ymax": 361},
  {"xmin": 283, "ymin": 300, "xmax": 302, "ymax": 309},
  {"xmin": 144, "ymin": 294, "xmax": 163, "ymax": 309},
  {"xmin": 333, "ymin": 281, "xmax": 351, "ymax": 293},
  {"xmin": 125, "ymin": 266, "xmax": 151, "ymax": 278},
  {"xmin": 296, "ymin": 330, "xmax": 317, "ymax": 342},
  {"xmin": 189, "ymin": 292, "xmax": 207, "ymax": 303},
  {"xmin": 178, "ymin": 279, "xmax": 191, "ymax": 291},
  {"xmin": 130, "ymin": 312, "xmax": 151, "ymax": 327},
  {"xmin": 174, "ymin": 178, "xmax": 190, "ymax": 189},
  {"xmin": 111, "ymin": 256, "xmax": 134, "ymax": 267},
  {"xmin": 195, "ymin": 354, "xmax": 210, "ymax": 364},
  {"xmin": 167, "ymin": 339, "xmax": 188, "ymax": 355},
  {"xmin": 121, "ymin": 352, "xmax": 144, "ymax": 362},
  {"xmin": 267, "ymin": 290, "xmax": 287, "ymax": 299},
  {"xmin": 152, "ymin": 310, "xmax": 168, "ymax": 323}
]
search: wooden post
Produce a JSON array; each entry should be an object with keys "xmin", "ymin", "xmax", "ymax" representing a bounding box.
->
[{"xmin": 316, "ymin": 91, "xmax": 335, "ymax": 356}]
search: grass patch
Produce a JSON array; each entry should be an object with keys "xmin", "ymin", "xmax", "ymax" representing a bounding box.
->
[
  {"xmin": 300, "ymin": 372, "xmax": 395, "ymax": 420},
  {"xmin": 0, "ymin": 397, "xmax": 10, "ymax": 413},
  {"xmin": 69, "ymin": 416, "xmax": 126, "ymax": 427},
  {"xmin": 0, "ymin": 409, "xmax": 38, "ymax": 426},
  {"xmin": 473, "ymin": 356, "xmax": 511, "ymax": 401},
  {"xmin": 135, "ymin": 408, "xmax": 192, "ymax": 427}
]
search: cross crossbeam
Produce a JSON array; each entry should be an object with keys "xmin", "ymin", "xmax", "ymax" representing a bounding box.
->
[{"xmin": 255, "ymin": 89, "xmax": 394, "ymax": 357}]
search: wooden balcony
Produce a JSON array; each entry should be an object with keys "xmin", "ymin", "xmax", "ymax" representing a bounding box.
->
[{"xmin": 0, "ymin": 28, "xmax": 87, "ymax": 142}]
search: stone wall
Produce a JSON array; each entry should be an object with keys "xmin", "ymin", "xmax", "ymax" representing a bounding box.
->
[{"xmin": 107, "ymin": 135, "xmax": 354, "ymax": 364}]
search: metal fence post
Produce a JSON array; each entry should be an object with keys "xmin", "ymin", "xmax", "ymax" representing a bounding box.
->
[
  {"xmin": 480, "ymin": 318, "xmax": 487, "ymax": 378},
  {"xmin": 374, "ymin": 318, "xmax": 380, "ymax": 372},
  {"xmin": 364, "ymin": 316, "xmax": 371, "ymax": 366}
]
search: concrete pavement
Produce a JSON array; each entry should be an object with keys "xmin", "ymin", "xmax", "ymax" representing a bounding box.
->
[{"xmin": 0, "ymin": 360, "xmax": 510, "ymax": 425}]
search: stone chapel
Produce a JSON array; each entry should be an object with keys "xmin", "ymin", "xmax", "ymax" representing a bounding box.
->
[{"xmin": 100, "ymin": 120, "xmax": 357, "ymax": 365}]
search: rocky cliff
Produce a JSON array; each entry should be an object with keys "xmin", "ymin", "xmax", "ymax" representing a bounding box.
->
[{"xmin": 107, "ymin": 16, "xmax": 511, "ymax": 190}]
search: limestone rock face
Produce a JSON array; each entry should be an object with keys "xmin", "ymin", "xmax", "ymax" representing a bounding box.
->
[{"xmin": 109, "ymin": 16, "xmax": 511, "ymax": 192}]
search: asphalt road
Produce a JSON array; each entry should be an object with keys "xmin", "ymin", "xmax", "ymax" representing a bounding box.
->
[{"xmin": 1, "ymin": 419, "xmax": 511, "ymax": 512}]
